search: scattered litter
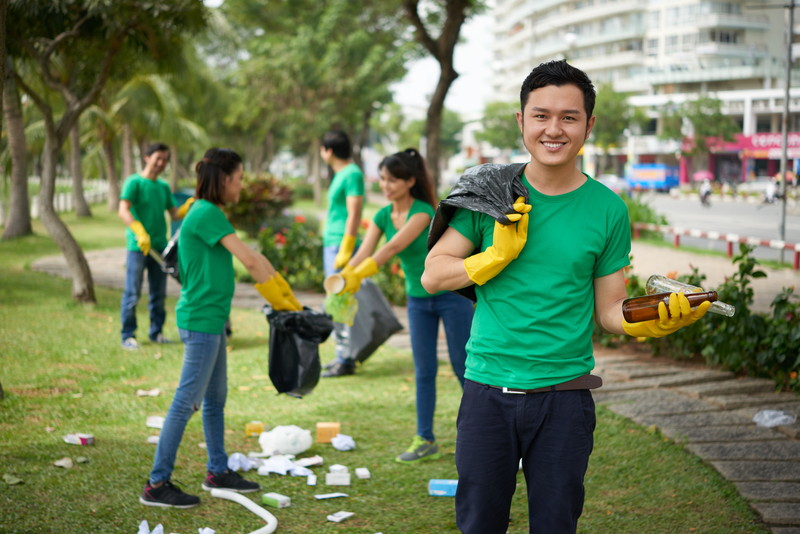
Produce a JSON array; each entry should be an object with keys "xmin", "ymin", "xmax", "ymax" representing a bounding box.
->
[
  {"xmin": 330, "ymin": 433, "xmax": 355, "ymax": 451},
  {"xmin": 245, "ymin": 421, "xmax": 265, "ymax": 437},
  {"xmin": 257, "ymin": 425, "xmax": 312, "ymax": 456},
  {"xmin": 228, "ymin": 452, "xmax": 259, "ymax": 472},
  {"xmin": 137, "ymin": 520, "xmax": 163, "ymax": 534},
  {"xmin": 316, "ymin": 422, "xmax": 340, "ymax": 443},
  {"xmin": 753, "ymin": 409, "xmax": 797, "ymax": 427},
  {"xmin": 428, "ymin": 479, "xmax": 458, "ymax": 497},
  {"xmin": 146, "ymin": 416, "xmax": 165, "ymax": 429},
  {"xmin": 147, "ymin": 435, "xmax": 160, "ymax": 445},
  {"xmin": 257, "ymin": 455, "xmax": 294, "ymax": 476},
  {"xmin": 325, "ymin": 472, "xmax": 351, "ymax": 486},
  {"xmin": 136, "ymin": 388, "xmax": 161, "ymax": 397},
  {"xmin": 314, "ymin": 492, "xmax": 348, "ymax": 499},
  {"xmin": 71, "ymin": 393, "xmax": 83, "ymax": 399},
  {"xmin": 198, "ymin": 529, "xmax": 215, "ymax": 534},
  {"xmin": 355, "ymin": 467, "xmax": 371, "ymax": 480},
  {"xmin": 3, "ymin": 474, "xmax": 23, "ymax": 485},
  {"xmin": 294, "ymin": 455, "xmax": 323, "ymax": 467},
  {"xmin": 54, "ymin": 457, "xmax": 74, "ymax": 469},
  {"xmin": 45, "ymin": 426, "xmax": 55, "ymax": 433},
  {"xmin": 261, "ymin": 492, "xmax": 291, "ymax": 508},
  {"xmin": 327, "ymin": 511, "xmax": 354, "ymax": 523},
  {"xmin": 211, "ymin": 488, "xmax": 278, "ymax": 534},
  {"xmin": 307, "ymin": 474, "xmax": 317, "ymax": 486},
  {"xmin": 63, "ymin": 433, "xmax": 94, "ymax": 446},
  {"xmin": 329, "ymin": 464, "xmax": 348, "ymax": 473},
  {"xmin": 75, "ymin": 456, "xmax": 89, "ymax": 464}
]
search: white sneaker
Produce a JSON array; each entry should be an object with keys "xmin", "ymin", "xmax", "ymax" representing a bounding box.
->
[{"xmin": 122, "ymin": 337, "xmax": 140, "ymax": 350}]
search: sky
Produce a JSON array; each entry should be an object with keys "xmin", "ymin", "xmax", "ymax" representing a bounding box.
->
[{"xmin": 390, "ymin": 13, "xmax": 495, "ymax": 119}]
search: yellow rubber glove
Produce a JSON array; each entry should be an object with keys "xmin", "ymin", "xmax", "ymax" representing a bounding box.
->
[
  {"xmin": 341, "ymin": 257, "xmax": 378, "ymax": 294},
  {"xmin": 622, "ymin": 292, "xmax": 712, "ymax": 338},
  {"xmin": 463, "ymin": 197, "xmax": 531, "ymax": 286},
  {"xmin": 176, "ymin": 197, "xmax": 195, "ymax": 219},
  {"xmin": 129, "ymin": 221, "xmax": 151, "ymax": 256},
  {"xmin": 334, "ymin": 234, "xmax": 357, "ymax": 270},
  {"xmin": 255, "ymin": 273, "xmax": 302, "ymax": 311}
]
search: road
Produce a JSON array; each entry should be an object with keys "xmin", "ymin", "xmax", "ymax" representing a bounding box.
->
[{"xmin": 640, "ymin": 192, "xmax": 800, "ymax": 264}]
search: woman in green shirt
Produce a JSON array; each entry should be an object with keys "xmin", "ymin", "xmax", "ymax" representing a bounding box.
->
[
  {"xmin": 340, "ymin": 149, "xmax": 474, "ymax": 463},
  {"xmin": 140, "ymin": 148, "xmax": 302, "ymax": 509}
]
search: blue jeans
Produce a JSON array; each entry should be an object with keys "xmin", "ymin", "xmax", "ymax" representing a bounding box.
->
[
  {"xmin": 323, "ymin": 244, "xmax": 355, "ymax": 364},
  {"xmin": 120, "ymin": 249, "xmax": 168, "ymax": 342},
  {"xmin": 149, "ymin": 328, "xmax": 229, "ymax": 484},
  {"xmin": 455, "ymin": 381, "xmax": 596, "ymax": 534},
  {"xmin": 407, "ymin": 292, "xmax": 473, "ymax": 442}
]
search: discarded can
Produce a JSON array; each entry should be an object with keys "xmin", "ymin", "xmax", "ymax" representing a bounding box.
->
[
  {"xmin": 245, "ymin": 421, "xmax": 265, "ymax": 437},
  {"xmin": 63, "ymin": 433, "xmax": 94, "ymax": 446}
]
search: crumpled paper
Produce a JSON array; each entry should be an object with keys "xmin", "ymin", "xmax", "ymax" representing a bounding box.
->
[
  {"xmin": 331, "ymin": 433, "xmax": 356, "ymax": 451},
  {"xmin": 228, "ymin": 452, "xmax": 259, "ymax": 472},
  {"xmin": 137, "ymin": 520, "xmax": 214, "ymax": 534},
  {"xmin": 257, "ymin": 425, "xmax": 312, "ymax": 456},
  {"xmin": 753, "ymin": 409, "xmax": 797, "ymax": 427},
  {"xmin": 256, "ymin": 454, "xmax": 313, "ymax": 477}
]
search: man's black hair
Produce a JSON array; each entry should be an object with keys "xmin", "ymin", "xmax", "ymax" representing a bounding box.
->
[
  {"xmin": 145, "ymin": 142, "xmax": 170, "ymax": 156},
  {"xmin": 519, "ymin": 60, "xmax": 596, "ymax": 118},
  {"xmin": 321, "ymin": 130, "xmax": 352, "ymax": 160}
]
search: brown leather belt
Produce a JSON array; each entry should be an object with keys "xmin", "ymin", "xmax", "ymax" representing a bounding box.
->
[{"xmin": 487, "ymin": 374, "xmax": 603, "ymax": 395}]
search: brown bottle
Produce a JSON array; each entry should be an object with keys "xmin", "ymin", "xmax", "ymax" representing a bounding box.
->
[{"xmin": 622, "ymin": 291, "xmax": 718, "ymax": 323}]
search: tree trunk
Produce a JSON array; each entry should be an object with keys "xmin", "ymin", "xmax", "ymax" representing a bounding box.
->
[
  {"xmin": 40, "ymin": 134, "xmax": 96, "ymax": 303},
  {"xmin": 425, "ymin": 63, "xmax": 457, "ymax": 193},
  {"xmin": 121, "ymin": 123, "xmax": 134, "ymax": 179},
  {"xmin": 103, "ymin": 133, "xmax": 120, "ymax": 212},
  {"xmin": 170, "ymin": 143, "xmax": 179, "ymax": 192},
  {"xmin": 69, "ymin": 124, "xmax": 91, "ymax": 217},
  {"xmin": 2, "ymin": 65, "xmax": 32, "ymax": 240}
]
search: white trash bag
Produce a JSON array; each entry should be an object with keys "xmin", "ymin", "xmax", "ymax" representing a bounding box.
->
[
  {"xmin": 258, "ymin": 425, "xmax": 312, "ymax": 456},
  {"xmin": 753, "ymin": 409, "xmax": 797, "ymax": 428}
]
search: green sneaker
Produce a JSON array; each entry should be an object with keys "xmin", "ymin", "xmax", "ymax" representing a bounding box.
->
[{"xmin": 395, "ymin": 435, "xmax": 442, "ymax": 463}]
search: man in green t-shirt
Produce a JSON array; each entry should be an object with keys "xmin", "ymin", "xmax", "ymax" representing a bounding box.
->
[
  {"xmin": 319, "ymin": 130, "xmax": 365, "ymax": 377},
  {"xmin": 422, "ymin": 60, "xmax": 710, "ymax": 533},
  {"xmin": 118, "ymin": 143, "xmax": 194, "ymax": 350}
]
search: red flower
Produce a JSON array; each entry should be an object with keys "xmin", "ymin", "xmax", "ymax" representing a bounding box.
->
[
  {"xmin": 294, "ymin": 214, "xmax": 306, "ymax": 224},
  {"xmin": 275, "ymin": 233, "xmax": 286, "ymax": 246}
]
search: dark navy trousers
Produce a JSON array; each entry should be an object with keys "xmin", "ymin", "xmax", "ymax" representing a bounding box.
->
[{"xmin": 455, "ymin": 380, "xmax": 596, "ymax": 534}]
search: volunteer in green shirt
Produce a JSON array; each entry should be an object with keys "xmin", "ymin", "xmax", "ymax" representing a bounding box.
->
[
  {"xmin": 319, "ymin": 130, "xmax": 365, "ymax": 377},
  {"xmin": 118, "ymin": 143, "xmax": 194, "ymax": 350},
  {"xmin": 422, "ymin": 61, "xmax": 710, "ymax": 533},
  {"xmin": 140, "ymin": 148, "xmax": 303, "ymax": 509},
  {"xmin": 338, "ymin": 149, "xmax": 474, "ymax": 464}
]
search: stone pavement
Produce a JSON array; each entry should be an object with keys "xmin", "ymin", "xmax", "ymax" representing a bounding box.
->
[{"xmin": 30, "ymin": 243, "xmax": 800, "ymax": 532}]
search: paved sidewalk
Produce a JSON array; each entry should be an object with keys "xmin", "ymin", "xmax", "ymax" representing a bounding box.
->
[{"xmin": 31, "ymin": 243, "xmax": 800, "ymax": 532}]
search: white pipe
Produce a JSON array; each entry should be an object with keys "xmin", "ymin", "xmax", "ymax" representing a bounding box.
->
[{"xmin": 210, "ymin": 489, "xmax": 278, "ymax": 534}]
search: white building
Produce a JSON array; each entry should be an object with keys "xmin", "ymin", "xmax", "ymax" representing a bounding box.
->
[{"xmin": 489, "ymin": 0, "xmax": 800, "ymax": 184}]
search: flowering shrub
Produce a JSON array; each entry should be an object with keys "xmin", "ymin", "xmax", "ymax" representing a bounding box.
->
[
  {"xmin": 373, "ymin": 258, "xmax": 407, "ymax": 306},
  {"xmin": 258, "ymin": 214, "xmax": 325, "ymax": 291},
  {"xmin": 226, "ymin": 172, "xmax": 293, "ymax": 238}
]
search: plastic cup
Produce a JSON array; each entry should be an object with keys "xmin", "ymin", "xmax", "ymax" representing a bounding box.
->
[{"xmin": 324, "ymin": 274, "xmax": 346, "ymax": 295}]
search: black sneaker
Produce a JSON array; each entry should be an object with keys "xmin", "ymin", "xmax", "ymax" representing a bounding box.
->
[
  {"xmin": 322, "ymin": 361, "xmax": 356, "ymax": 378},
  {"xmin": 201, "ymin": 470, "xmax": 260, "ymax": 493},
  {"xmin": 139, "ymin": 480, "xmax": 200, "ymax": 508}
]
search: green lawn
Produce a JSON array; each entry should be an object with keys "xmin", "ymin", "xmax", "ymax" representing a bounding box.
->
[{"xmin": 0, "ymin": 208, "xmax": 769, "ymax": 533}]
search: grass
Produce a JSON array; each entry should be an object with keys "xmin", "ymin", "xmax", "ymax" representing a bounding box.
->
[{"xmin": 0, "ymin": 207, "xmax": 770, "ymax": 533}]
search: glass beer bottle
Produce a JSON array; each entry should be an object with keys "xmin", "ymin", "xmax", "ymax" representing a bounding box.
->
[
  {"xmin": 645, "ymin": 274, "xmax": 736, "ymax": 317},
  {"xmin": 622, "ymin": 291, "xmax": 719, "ymax": 323}
]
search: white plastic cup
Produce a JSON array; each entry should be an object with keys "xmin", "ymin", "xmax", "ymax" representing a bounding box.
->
[{"xmin": 324, "ymin": 274, "xmax": 346, "ymax": 295}]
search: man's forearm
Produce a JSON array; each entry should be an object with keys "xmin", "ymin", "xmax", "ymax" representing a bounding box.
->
[{"xmin": 421, "ymin": 255, "xmax": 473, "ymax": 293}]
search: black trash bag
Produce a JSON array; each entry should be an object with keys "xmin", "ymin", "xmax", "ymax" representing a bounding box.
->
[
  {"xmin": 349, "ymin": 279, "xmax": 404, "ymax": 363},
  {"xmin": 264, "ymin": 306, "xmax": 334, "ymax": 398},
  {"xmin": 160, "ymin": 229, "xmax": 181, "ymax": 283},
  {"xmin": 427, "ymin": 162, "xmax": 529, "ymax": 301}
]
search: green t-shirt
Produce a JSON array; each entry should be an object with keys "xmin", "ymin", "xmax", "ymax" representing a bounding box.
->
[
  {"xmin": 175, "ymin": 200, "xmax": 235, "ymax": 334},
  {"xmin": 373, "ymin": 199, "xmax": 443, "ymax": 299},
  {"xmin": 322, "ymin": 163, "xmax": 365, "ymax": 246},
  {"xmin": 120, "ymin": 173, "xmax": 176, "ymax": 252},
  {"xmin": 449, "ymin": 173, "xmax": 631, "ymax": 389}
]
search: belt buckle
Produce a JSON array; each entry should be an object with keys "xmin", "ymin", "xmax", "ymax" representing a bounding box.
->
[{"xmin": 502, "ymin": 387, "xmax": 526, "ymax": 395}]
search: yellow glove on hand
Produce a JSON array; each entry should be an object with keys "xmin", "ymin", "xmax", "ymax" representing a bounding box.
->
[
  {"xmin": 622, "ymin": 292, "xmax": 711, "ymax": 338},
  {"xmin": 129, "ymin": 221, "xmax": 151, "ymax": 256},
  {"xmin": 176, "ymin": 197, "xmax": 195, "ymax": 219},
  {"xmin": 333, "ymin": 234, "xmax": 357, "ymax": 270},
  {"xmin": 463, "ymin": 197, "xmax": 531, "ymax": 286},
  {"xmin": 255, "ymin": 273, "xmax": 302, "ymax": 311},
  {"xmin": 341, "ymin": 257, "xmax": 378, "ymax": 294}
]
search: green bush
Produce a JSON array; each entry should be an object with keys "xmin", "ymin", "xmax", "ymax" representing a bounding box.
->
[
  {"xmin": 258, "ymin": 214, "xmax": 325, "ymax": 291},
  {"xmin": 226, "ymin": 172, "xmax": 294, "ymax": 237},
  {"xmin": 648, "ymin": 244, "xmax": 800, "ymax": 392},
  {"xmin": 621, "ymin": 191, "xmax": 668, "ymax": 239},
  {"xmin": 372, "ymin": 257, "xmax": 408, "ymax": 306}
]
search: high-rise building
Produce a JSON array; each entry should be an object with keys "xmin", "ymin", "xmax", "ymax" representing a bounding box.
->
[{"xmin": 490, "ymin": 0, "xmax": 799, "ymax": 184}]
